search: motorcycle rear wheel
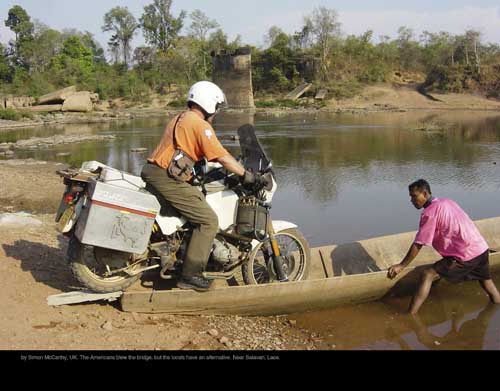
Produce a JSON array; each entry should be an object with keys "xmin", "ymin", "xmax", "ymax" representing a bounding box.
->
[
  {"xmin": 67, "ymin": 235, "xmax": 142, "ymax": 293},
  {"xmin": 242, "ymin": 228, "xmax": 311, "ymax": 285}
]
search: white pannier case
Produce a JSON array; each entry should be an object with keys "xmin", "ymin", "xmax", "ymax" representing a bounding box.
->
[
  {"xmin": 75, "ymin": 178, "xmax": 160, "ymax": 254},
  {"xmin": 81, "ymin": 161, "xmax": 147, "ymax": 191}
]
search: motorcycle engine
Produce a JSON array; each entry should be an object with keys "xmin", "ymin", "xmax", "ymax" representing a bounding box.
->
[{"xmin": 212, "ymin": 238, "xmax": 240, "ymax": 265}]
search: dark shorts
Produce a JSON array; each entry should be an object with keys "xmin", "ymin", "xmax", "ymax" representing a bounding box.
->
[{"xmin": 433, "ymin": 250, "xmax": 491, "ymax": 284}]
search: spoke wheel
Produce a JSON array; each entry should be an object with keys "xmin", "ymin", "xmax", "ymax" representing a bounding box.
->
[
  {"xmin": 68, "ymin": 235, "xmax": 142, "ymax": 293},
  {"xmin": 242, "ymin": 228, "xmax": 310, "ymax": 285}
]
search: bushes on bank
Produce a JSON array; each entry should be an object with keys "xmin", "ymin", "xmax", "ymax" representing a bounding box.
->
[{"xmin": 0, "ymin": 108, "xmax": 33, "ymax": 121}]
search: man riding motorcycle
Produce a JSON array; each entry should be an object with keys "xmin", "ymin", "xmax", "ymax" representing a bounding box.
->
[{"xmin": 141, "ymin": 81, "xmax": 267, "ymax": 292}]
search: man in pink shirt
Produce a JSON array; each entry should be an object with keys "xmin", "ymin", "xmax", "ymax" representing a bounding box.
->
[{"xmin": 388, "ymin": 179, "xmax": 500, "ymax": 315}]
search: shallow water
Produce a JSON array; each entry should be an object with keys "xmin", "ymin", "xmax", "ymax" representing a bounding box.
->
[
  {"xmin": 288, "ymin": 270, "xmax": 500, "ymax": 350},
  {"xmin": 3, "ymin": 110, "xmax": 500, "ymax": 350}
]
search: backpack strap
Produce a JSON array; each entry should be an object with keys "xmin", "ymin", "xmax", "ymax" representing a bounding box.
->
[{"xmin": 171, "ymin": 112, "xmax": 184, "ymax": 150}]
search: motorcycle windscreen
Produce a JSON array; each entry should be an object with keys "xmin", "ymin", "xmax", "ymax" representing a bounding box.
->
[{"xmin": 237, "ymin": 124, "xmax": 272, "ymax": 173}]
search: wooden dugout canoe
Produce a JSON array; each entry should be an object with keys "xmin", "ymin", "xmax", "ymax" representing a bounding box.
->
[{"xmin": 120, "ymin": 217, "xmax": 500, "ymax": 315}]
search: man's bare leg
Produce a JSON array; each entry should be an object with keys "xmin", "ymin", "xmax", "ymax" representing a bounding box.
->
[
  {"xmin": 479, "ymin": 280, "xmax": 500, "ymax": 304},
  {"xmin": 409, "ymin": 268, "xmax": 441, "ymax": 315}
]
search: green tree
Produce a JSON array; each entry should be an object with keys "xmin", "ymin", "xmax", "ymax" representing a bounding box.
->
[
  {"xmin": 254, "ymin": 28, "xmax": 296, "ymax": 92},
  {"xmin": 81, "ymin": 31, "xmax": 107, "ymax": 65},
  {"xmin": 50, "ymin": 35, "xmax": 95, "ymax": 86},
  {"xmin": 134, "ymin": 46, "xmax": 156, "ymax": 68},
  {"xmin": 0, "ymin": 43, "xmax": 11, "ymax": 82},
  {"xmin": 464, "ymin": 29, "xmax": 482, "ymax": 73},
  {"xmin": 377, "ymin": 35, "xmax": 399, "ymax": 68},
  {"xmin": 341, "ymin": 31, "xmax": 387, "ymax": 83},
  {"xmin": 397, "ymin": 26, "xmax": 421, "ymax": 70},
  {"xmin": 343, "ymin": 30, "xmax": 374, "ymax": 65},
  {"xmin": 102, "ymin": 7, "xmax": 138, "ymax": 65},
  {"xmin": 420, "ymin": 31, "xmax": 454, "ymax": 71},
  {"xmin": 207, "ymin": 29, "xmax": 242, "ymax": 53},
  {"xmin": 264, "ymin": 26, "xmax": 286, "ymax": 48},
  {"xmin": 30, "ymin": 28, "xmax": 63, "ymax": 72},
  {"xmin": 189, "ymin": 9, "xmax": 219, "ymax": 42},
  {"xmin": 305, "ymin": 7, "xmax": 341, "ymax": 77},
  {"xmin": 5, "ymin": 5, "xmax": 34, "ymax": 42},
  {"xmin": 188, "ymin": 10, "xmax": 219, "ymax": 77},
  {"xmin": 140, "ymin": 0, "xmax": 186, "ymax": 52},
  {"xmin": 133, "ymin": 46, "xmax": 157, "ymax": 89},
  {"xmin": 292, "ymin": 18, "xmax": 314, "ymax": 51},
  {"xmin": 5, "ymin": 5, "xmax": 34, "ymax": 68}
]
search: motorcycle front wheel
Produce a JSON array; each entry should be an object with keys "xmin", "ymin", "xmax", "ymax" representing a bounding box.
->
[
  {"xmin": 242, "ymin": 228, "xmax": 311, "ymax": 285},
  {"xmin": 67, "ymin": 235, "xmax": 142, "ymax": 293}
]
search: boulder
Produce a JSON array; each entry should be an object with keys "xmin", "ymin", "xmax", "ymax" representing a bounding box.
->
[
  {"xmin": 38, "ymin": 86, "xmax": 77, "ymax": 105},
  {"xmin": 62, "ymin": 92, "xmax": 93, "ymax": 112}
]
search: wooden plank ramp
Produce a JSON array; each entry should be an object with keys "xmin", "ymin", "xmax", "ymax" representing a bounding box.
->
[
  {"xmin": 284, "ymin": 83, "xmax": 312, "ymax": 100},
  {"xmin": 120, "ymin": 217, "xmax": 500, "ymax": 316},
  {"xmin": 48, "ymin": 291, "xmax": 122, "ymax": 307}
]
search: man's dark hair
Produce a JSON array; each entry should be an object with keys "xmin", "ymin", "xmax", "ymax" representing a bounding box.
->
[{"xmin": 409, "ymin": 179, "xmax": 432, "ymax": 194}]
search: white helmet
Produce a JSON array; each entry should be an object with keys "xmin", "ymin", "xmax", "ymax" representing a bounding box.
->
[{"xmin": 187, "ymin": 81, "xmax": 227, "ymax": 115}]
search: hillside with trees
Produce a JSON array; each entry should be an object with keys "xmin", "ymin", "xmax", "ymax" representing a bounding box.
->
[{"xmin": 1, "ymin": 1, "xmax": 500, "ymax": 105}]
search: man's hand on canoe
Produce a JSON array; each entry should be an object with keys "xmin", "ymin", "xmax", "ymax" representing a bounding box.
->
[{"xmin": 387, "ymin": 264, "xmax": 405, "ymax": 280}]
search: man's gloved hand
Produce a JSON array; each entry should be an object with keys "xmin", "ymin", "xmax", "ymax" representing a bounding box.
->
[
  {"xmin": 241, "ymin": 170, "xmax": 256, "ymax": 185},
  {"xmin": 241, "ymin": 170, "xmax": 269, "ymax": 188}
]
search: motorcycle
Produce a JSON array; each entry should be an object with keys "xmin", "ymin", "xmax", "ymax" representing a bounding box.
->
[{"xmin": 55, "ymin": 124, "xmax": 311, "ymax": 293}]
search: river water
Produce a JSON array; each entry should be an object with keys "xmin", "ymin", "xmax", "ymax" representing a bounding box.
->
[
  {"xmin": 3, "ymin": 110, "xmax": 500, "ymax": 247},
  {"xmin": 2, "ymin": 110, "xmax": 500, "ymax": 349}
]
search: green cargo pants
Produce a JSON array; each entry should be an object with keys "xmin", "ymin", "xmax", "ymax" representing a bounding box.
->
[{"xmin": 141, "ymin": 163, "xmax": 218, "ymax": 278}]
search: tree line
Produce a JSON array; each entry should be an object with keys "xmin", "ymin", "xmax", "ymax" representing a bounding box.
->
[{"xmin": 1, "ymin": 1, "xmax": 500, "ymax": 103}]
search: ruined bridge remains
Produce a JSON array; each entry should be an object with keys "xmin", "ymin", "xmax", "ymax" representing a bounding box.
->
[{"xmin": 212, "ymin": 48, "xmax": 255, "ymax": 110}]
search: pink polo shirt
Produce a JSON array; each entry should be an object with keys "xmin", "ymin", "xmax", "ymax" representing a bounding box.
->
[{"xmin": 414, "ymin": 198, "xmax": 489, "ymax": 262}]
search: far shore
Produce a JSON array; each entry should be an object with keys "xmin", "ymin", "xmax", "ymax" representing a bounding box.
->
[{"xmin": 1, "ymin": 84, "xmax": 500, "ymax": 132}]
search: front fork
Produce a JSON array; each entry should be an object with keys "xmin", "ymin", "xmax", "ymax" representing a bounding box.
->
[{"xmin": 267, "ymin": 219, "xmax": 289, "ymax": 282}]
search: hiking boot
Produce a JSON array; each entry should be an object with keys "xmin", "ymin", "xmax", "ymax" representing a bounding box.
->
[{"xmin": 177, "ymin": 275, "xmax": 214, "ymax": 292}]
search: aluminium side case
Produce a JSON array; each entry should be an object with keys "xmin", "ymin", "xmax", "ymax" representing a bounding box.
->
[{"xmin": 75, "ymin": 178, "xmax": 160, "ymax": 254}]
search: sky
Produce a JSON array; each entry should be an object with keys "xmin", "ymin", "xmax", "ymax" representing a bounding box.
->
[{"xmin": 1, "ymin": 0, "xmax": 500, "ymax": 51}]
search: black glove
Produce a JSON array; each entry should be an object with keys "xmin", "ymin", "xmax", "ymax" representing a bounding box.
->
[
  {"xmin": 241, "ymin": 170, "xmax": 256, "ymax": 185},
  {"xmin": 241, "ymin": 171, "xmax": 269, "ymax": 188}
]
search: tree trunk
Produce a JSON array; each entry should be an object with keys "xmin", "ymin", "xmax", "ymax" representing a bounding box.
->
[
  {"xmin": 123, "ymin": 41, "xmax": 128, "ymax": 66},
  {"xmin": 474, "ymin": 40, "xmax": 481, "ymax": 75}
]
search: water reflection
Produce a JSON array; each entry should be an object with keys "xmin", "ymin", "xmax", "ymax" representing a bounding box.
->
[
  {"xmin": 288, "ymin": 269, "xmax": 500, "ymax": 350},
  {"xmin": 385, "ymin": 304, "xmax": 500, "ymax": 350},
  {"xmin": 2, "ymin": 111, "xmax": 500, "ymax": 246}
]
